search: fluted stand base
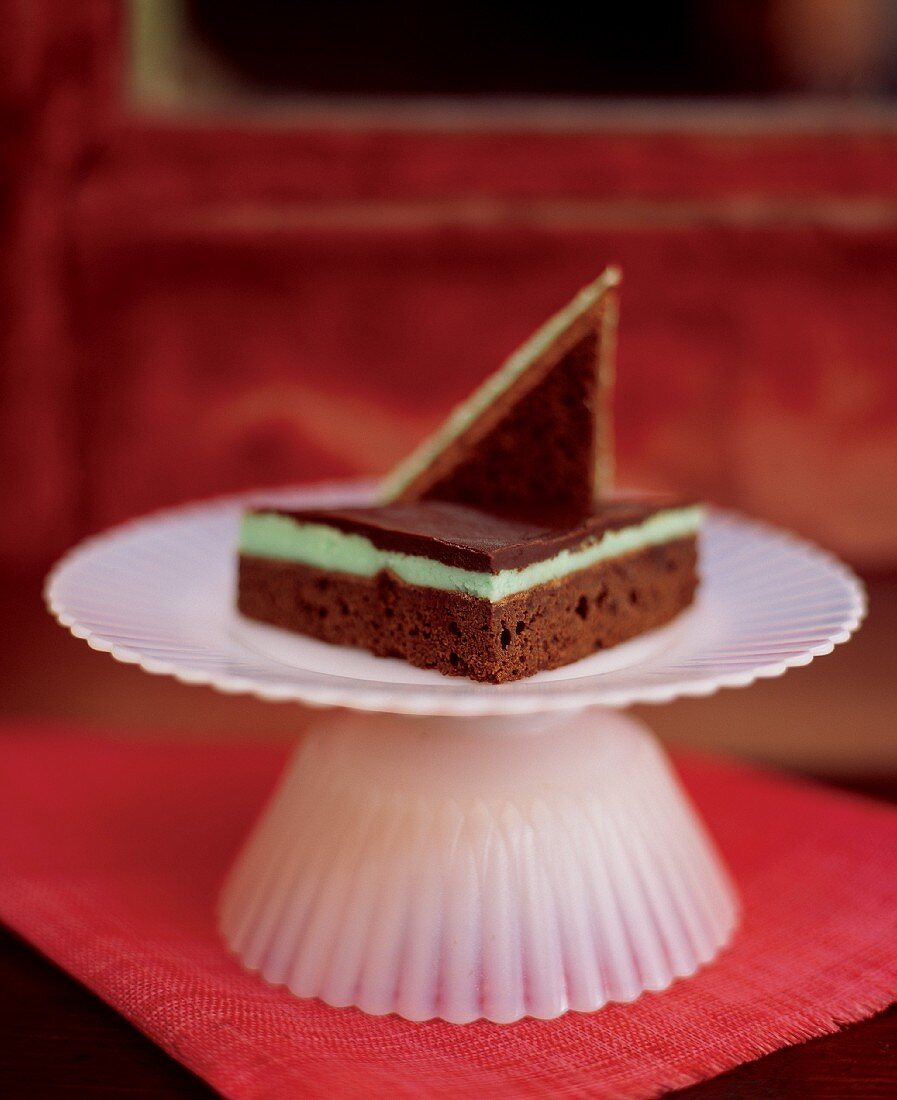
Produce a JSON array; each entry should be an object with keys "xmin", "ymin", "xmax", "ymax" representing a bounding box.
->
[{"xmin": 219, "ymin": 707, "xmax": 738, "ymax": 1024}]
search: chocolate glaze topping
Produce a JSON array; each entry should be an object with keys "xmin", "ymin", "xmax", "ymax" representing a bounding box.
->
[{"xmin": 260, "ymin": 498, "xmax": 689, "ymax": 574}]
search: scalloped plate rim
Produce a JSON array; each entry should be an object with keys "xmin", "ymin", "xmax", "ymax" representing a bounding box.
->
[{"xmin": 44, "ymin": 481, "xmax": 867, "ymax": 717}]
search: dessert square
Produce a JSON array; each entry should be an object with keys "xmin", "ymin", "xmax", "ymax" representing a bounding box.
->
[
  {"xmin": 238, "ymin": 499, "xmax": 699, "ymax": 682},
  {"xmin": 237, "ymin": 268, "xmax": 702, "ymax": 682}
]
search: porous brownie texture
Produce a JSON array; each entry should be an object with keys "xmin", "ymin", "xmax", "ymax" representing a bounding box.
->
[
  {"xmin": 237, "ymin": 537, "xmax": 697, "ymax": 683},
  {"xmin": 412, "ymin": 332, "xmax": 600, "ymax": 519},
  {"xmin": 392, "ymin": 278, "xmax": 617, "ymax": 514}
]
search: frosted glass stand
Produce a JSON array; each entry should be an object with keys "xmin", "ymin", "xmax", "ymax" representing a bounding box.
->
[
  {"xmin": 218, "ymin": 707, "xmax": 738, "ymax": 1024},
  {"xmin": 46, "ymin": 484, "xmax": 865, "ymax": 1024}
]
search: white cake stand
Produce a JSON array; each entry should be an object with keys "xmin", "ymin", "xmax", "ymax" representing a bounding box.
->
[{"xmin": 46, "ymin": 481, "xmax": 865, "ymax": 1024}]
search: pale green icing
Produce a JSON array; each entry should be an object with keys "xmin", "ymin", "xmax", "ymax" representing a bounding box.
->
[
  {"xmin": 239, "ymin": 504, "xmax": 701, "ymax": 602},
  {"xmin": 379, "ymin": 267, "xmax": 621, "ymax": 502}
]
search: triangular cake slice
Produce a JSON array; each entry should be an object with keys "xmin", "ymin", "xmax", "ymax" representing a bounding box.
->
[{"xmin": 381, "ymin": 267, "xmax": 620, "ymax": 518}]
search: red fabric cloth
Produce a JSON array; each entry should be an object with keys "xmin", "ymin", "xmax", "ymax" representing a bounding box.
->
[{"xmin": 0, "ymin": 724, "xmax": 895, "ymax": 1099}]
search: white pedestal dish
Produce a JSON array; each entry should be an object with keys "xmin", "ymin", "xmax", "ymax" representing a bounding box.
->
[
  {"xmin": 46, "ymin": 481, "xmax": 865, "ymax": 1023},
  {"xmin": 219, "ymin": 707, "xmax": 736, "ymax": 1023}
]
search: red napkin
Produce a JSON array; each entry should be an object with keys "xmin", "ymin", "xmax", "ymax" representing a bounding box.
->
[{"xmin": 0, "ymin": 723, "xmax": 895, "ymax": 1099}]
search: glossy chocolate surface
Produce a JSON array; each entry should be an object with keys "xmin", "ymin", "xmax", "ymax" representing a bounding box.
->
[{"xmin": 261, "ymin": 498, "xmax": 683, "ymax": 573}]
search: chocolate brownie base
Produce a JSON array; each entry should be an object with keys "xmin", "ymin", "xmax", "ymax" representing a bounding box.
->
[{"xmin": 237, "ymin": 537, "xmax": 697, "ymax": 683}]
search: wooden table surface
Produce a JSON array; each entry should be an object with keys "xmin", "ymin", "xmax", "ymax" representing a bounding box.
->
[{"xmin": 2, "ymin": 569, "xmax": 896, "ymax": 1097}]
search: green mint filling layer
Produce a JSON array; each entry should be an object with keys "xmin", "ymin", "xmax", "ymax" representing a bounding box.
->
[{"xmin": 239, "ymin": 505, "xmax": 702, "ymax": 602}]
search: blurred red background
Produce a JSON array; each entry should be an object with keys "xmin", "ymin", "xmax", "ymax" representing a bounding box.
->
[{"xmin": 4, "ymin": 3, "xmax": 897, "ymax": 574}]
